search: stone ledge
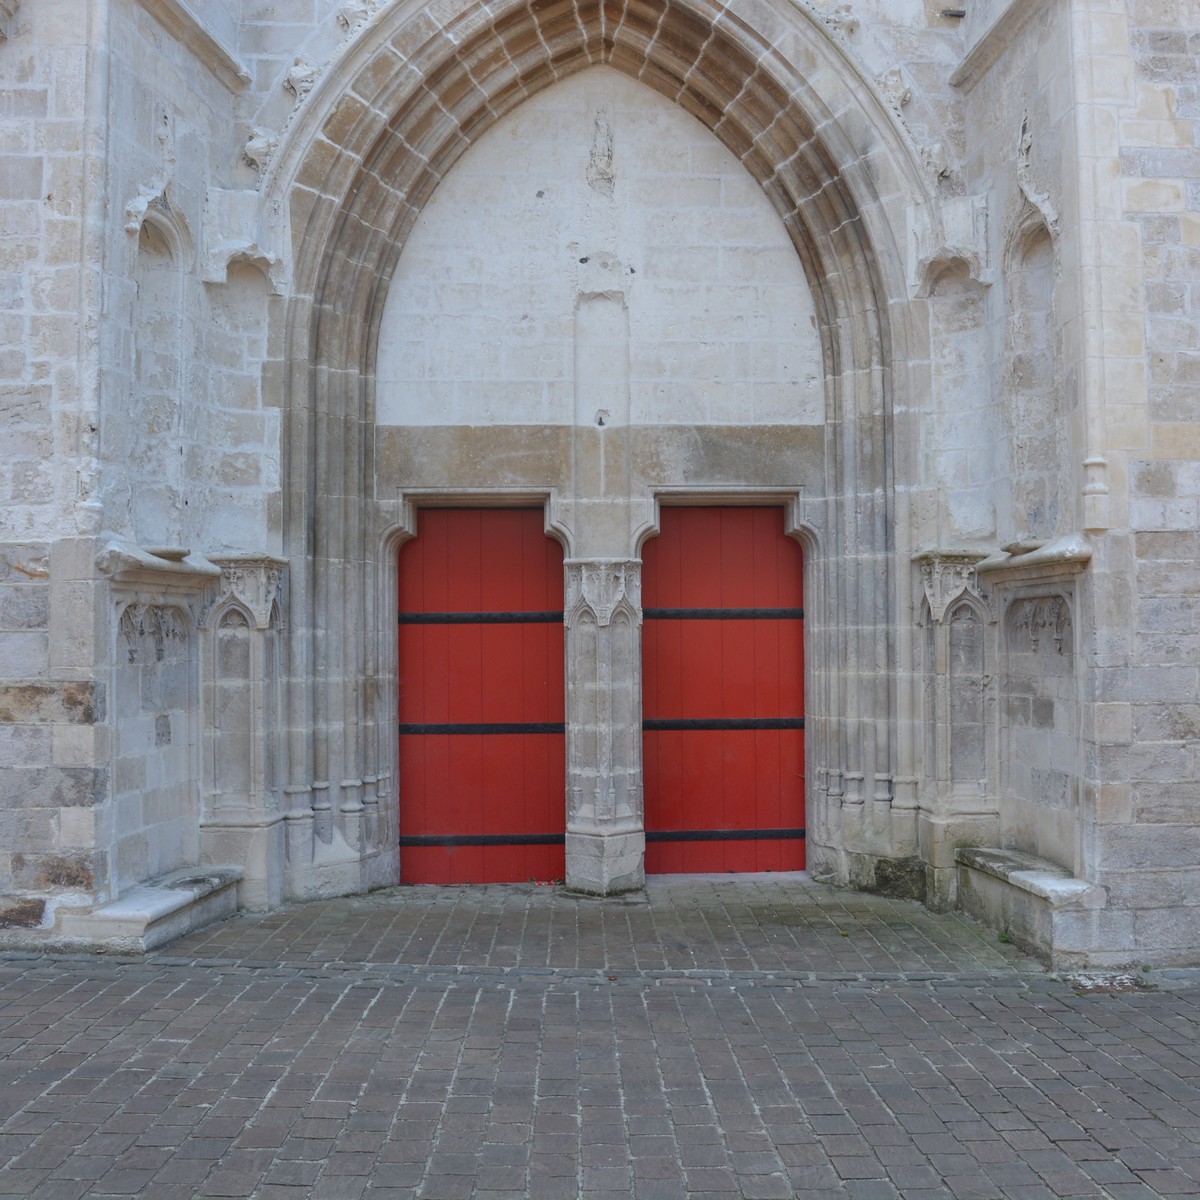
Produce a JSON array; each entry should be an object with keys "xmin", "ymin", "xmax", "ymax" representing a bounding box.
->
[
  {"xmin": 58, "ymin": 866, "xmax": 243, "ymax": 952},
  {"xmin": 956, "ymin": 847, "xmax": 1105, "ymax": 908},
  {"xmin": 956, "ymin": 847, "xmax": 1107, "ymax": 969}
]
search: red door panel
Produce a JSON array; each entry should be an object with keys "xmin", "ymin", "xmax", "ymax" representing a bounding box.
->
[
  {"xmin": 642, "ymin": 507, "xmax": 805, "ymax": 873},
  {"xmin": 398, "ymin": 509, "xmax": 565, "ymax": 883}
]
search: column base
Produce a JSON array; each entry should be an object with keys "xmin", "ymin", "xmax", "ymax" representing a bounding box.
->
[{"xmin": 565, "ymin": 829, "xmax": 644, "ymax": 895}]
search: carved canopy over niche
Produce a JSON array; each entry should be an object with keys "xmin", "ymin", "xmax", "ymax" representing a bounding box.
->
[
  {"xmin": 915, "ymin": 551, "xmax": 990, "ymax": 623},
  {"xmin": 201, "ymin": 556, "xmax": 287, "ymax": 631},
  {"xmin": 565, "ymin": 561, "xmax": 641, "ymax": 629}
]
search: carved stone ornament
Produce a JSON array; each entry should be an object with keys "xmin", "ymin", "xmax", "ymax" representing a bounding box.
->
[
  {"xmin": 916, "ymin": 552, "xmax": 987, "ymax": 623},
  {"xmin": 877, "ymin": 66, "xmax": 911, "ymax": 111},
  {"xmin": 284, "ymin": 56, "xmax": 320, "ymax": 102},
  {"xmin": 203, "ymin": 556, "xmax": 287, "ymax": 631},
  {"xmin": 119, "ymin": 603, "xmax": 188, "ymax": 664},
  {"xmin": 242, "ymin": 127, "xmax": 277, "ymax": 175},
  {"xmin": 1016, "ymin": 112, "xmax": 1059, "ymax": 233},
  {"xmin": 825, "ymin": 4, "xmax": 859, "ymax": 36},
  {"xmin": 1008, "ymin": 595, "xmax": 1071, "ymax": 655},
  {"xmin": 565, "ymin": 561, "xmax": 641, "ymax": 628},
  {"xmin": 921, "ymin": 141, "xmax": 952, "ymax": 183},
  {"xmin": 124, "ymin": 183, "xmax": 169, "ymax": 234},
  {"xmin": 338, "ymin": 0, "xmax": 380, "ymax": 35},
  {"xmin": 0, "ymin": 0, "xmax": 19, "ymax": 41}
]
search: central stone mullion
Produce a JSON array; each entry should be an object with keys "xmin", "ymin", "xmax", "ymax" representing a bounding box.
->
[{"xmin": 563, "ymin": 559, "xmax": 645, "ymax": 894}]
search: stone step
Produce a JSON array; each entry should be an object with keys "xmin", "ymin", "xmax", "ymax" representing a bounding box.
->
[
  {"xmin": 58, "ymin": 866, "xmax": 243, "ymax": 952},
  {"xmin": 956, "ymin": 846, "xmax": 1106, "ymax": 970}
]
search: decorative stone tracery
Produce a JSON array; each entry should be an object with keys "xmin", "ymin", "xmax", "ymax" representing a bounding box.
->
[
  {"xmin": 118, "ymin": 603, "xmax": 188, "ymax": 664},
  {"xmin": 918, "ymin": 551, "xmax": 989, "ymax": 624}
]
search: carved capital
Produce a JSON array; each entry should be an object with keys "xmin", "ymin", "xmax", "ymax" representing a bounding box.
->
[
  {"xmin": 565, "ymin": 560, "xmax": 641, "ymax": 628},
  {"xmin": 203, "ymin": 555, "xmax": 287, "ymax": 630},
  {"xmin": 915, "ymin": 551, "xmax": 988, "ymax": 623}
]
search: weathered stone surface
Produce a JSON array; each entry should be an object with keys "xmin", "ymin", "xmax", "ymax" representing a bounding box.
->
[
  {"xmin": 0, "ymin": 682, "xmax": 95, "ymax": 725},
  {"xmin": 10, "ymin": 850, "xmax": 96, "ymax": 891},
  {"xmin": 0, "ymin": 896, "xmax": 45, "ymax": 928}
]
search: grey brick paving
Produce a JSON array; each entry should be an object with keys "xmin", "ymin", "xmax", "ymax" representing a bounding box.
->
[{"xmin": 1, "ymin": 876, "xmax": 1199, "ymax": 1197}]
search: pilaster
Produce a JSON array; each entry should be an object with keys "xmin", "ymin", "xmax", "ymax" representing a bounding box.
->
[{"xmin": 563, "ymin": 559, "xmax": 644, "ymax": 895}]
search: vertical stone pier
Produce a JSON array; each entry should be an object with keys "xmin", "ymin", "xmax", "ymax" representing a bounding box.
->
[{"xmin": 563, "ymin": 560, "xmax": 644, "ymax": 894}]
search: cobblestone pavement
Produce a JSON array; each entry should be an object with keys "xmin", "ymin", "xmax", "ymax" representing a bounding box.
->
[{"xmin": 2, "ymin": 875, "xmax": 1200, "ymax": 1199}]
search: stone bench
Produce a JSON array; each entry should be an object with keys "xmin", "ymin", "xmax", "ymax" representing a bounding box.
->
[
  {"xmin": 956, "ymin": 846, "xmax": 1106, "ymax": 970},
  {"xmin": 58, "ymin": 865, "xmax": 243, "ymax": 952}
]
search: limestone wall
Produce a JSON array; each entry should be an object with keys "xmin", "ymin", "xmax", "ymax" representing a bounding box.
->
[
  {"xmin": 0, "ymin": 2, "xmax": 108, "ymax": 921},
  {"xmin": 1104, "ymin": 2, "xmax": 1200, "ymax": 959},
  {"xmin": 0, "ymin": 0, "xmax": 1198, "ymax": 965}
]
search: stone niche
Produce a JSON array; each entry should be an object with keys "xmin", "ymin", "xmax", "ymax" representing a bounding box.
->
[
  {"xmin": 916, "ymin": 551, "xmax": 998, "ymax": 907},
  {"xmin": 113, "ymin": 601, "xmax": 197, "ymax": 891},
  {"xmin": 952, "ymin": 540, "xmax": 1102, "ymax": 968},
  {"xmin": 999, "ymin": 591, "xmax": 1079, "ymax": 867},
  {"xmin": 198, "ymin": 556, "xmax": 286, "ymax": 910}
]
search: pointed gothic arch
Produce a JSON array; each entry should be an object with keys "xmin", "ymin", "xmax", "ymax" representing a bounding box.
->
[{"xmin": 264, "ymin": 0, "xmax": 935, "ymax": 896}]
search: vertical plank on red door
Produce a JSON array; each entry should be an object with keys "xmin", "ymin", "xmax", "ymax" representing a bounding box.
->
[{"xmin": 643, "ymin": 506, "xmax": 804, "ymax": 874}]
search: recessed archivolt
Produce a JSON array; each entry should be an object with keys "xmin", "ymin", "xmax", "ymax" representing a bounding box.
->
[
  {"xmin": 263, "ymin": 0, "xmax": 933, "ymax": 867},
  {"xmin": 267, "ymin": 0, "xmax": 930, "ymax": 377}
]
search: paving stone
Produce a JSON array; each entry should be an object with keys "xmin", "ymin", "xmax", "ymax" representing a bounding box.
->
[{"xmin": 0, "ymin": 880, "xmax": 1199, "ymax": 1197}]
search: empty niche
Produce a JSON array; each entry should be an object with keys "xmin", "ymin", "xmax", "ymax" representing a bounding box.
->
[
  {"xmin": 927, "ymin": 260, "xmax": 994, "ymax": 541},
  {"xmin": 922, "ymin": 604, "xmax": 938, "ymax": 785},
  {"xmin": 947, "ymin": 602, "xmax": 986, "ymax": 791},
  {"xmin": 113, "ymin": 604, "xmax": 195, "ymax": 888},
  {"xmin": 214, "ymin": 607, "xmax": 253, "ymax": 803},
  {"xmin": 194, "ymin": 261, "xmax": 273, "ymax": 551},
  {"xmin": 1004, "ymin": 223, "xmax": 1068, "ymax": 543},
  {"xmin": 1000, "ymin": 594, "xmax": 1078, "ymax": 865},
  {"xmin": 131, "ymin": 221, "xmax": 184, "ymax": 547}
]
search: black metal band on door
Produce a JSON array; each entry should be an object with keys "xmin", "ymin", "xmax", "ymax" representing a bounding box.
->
[
  {"xmin": 643, "ymin": 607, "xmax": 803, "ymax": 621},
  {"xmin": 398, "ymin": 833, "xmax": 567, "ymax": 847},
  {"xmin": 399, "ymin": 610, "xmax": 563, "ymax": 625},
  {"xmin": 645, "ymin": 828, "xmax": 805, "ymax": 843},
  {"xmin": 398, "ymin": 609, "xmax": 566, "ymax": 736}
]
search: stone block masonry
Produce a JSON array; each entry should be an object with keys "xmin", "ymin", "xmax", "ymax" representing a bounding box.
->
[{"xmin": 0, "ymin": 0, "xmax": 1198, "ymax": 967}]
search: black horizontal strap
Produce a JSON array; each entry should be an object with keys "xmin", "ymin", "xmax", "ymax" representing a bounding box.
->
[
  {"xmin": 643, "ymin": 718, "xmax": 804, "ymax": 732},
  {"xmin": 399, "ymin": 833, "xmax": 566, "ymax": 847},
  {"xmin": 399, "ymin": 722, "xmax": 565, "ymax": 736},
  {"xmin": 643, "ymin": 607, "xmax": 803, "ymax": 620},
  {"xmin": 399, "ymin": 610, "xmax": 563, "ymax": 625},
  {"xmin": 646, "ymin": 828, "xmax": 805, "ymax": 843}
]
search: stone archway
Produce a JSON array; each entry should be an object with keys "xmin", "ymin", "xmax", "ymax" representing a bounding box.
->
[{"xmin": 264, "ymin": 0, "xmax": 933, "ymax": 898}]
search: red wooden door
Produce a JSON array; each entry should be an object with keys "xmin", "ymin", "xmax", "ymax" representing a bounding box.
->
[
  {"xmin": 642, "ymin": 507, "xmax": 805, "ymax": 873},
  {"xmin": 397, "ymin": 508, "xmax": 565, "ymax": 883}
]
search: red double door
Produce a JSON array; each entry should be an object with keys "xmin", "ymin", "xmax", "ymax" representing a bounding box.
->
[
  {"xmin": 398, "ymin": 507, "xmax": 804, "ymax": 883},
  {"xmin": 642, "ymin": 507, "xmax": 805, "ymax": 872},
  {"xmin": 397, "ymin": 509, "xmax": 566, "ymax": 883}
]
